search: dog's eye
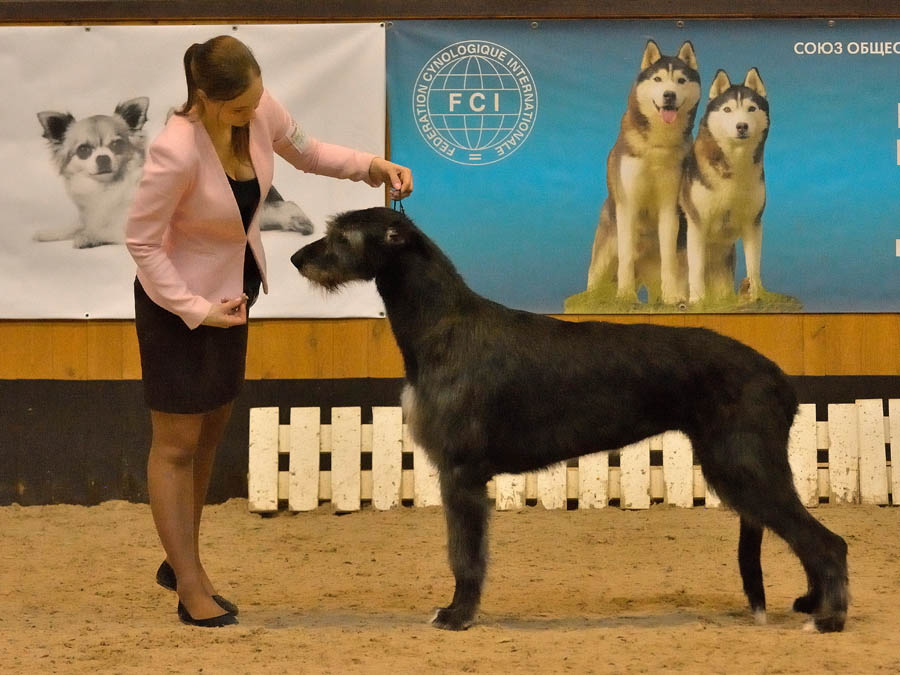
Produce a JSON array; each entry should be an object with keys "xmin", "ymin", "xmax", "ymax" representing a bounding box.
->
[
  {"xmin": 723, "ymin": 106, "xmax": 732, "ymax": 113},
  {"xmin": 75, "ymin": 144, "xmax": 93, "ymax": 159},
  {"xmin": 677, "ymin": 77, "xmax": 686, "ymax": 84},
  {"xmin": 748, "ymin": 105, "xmax": 757, "ymax": 112},
  {"xmin": 653, "ymin": 76, "xmax": 662, "ymax": 82},
  {"xmin": 109, "ymin": 139, "xmax": 126, "ymax": 154}
]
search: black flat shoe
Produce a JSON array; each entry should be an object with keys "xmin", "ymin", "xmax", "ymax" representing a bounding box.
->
[
  {"xmin": 177, "ymin": 601, "xmax": 238, "ymax": 628},
  {"xmin": 155, "ymin": 560, "xmax": 177, "ymax": 591},
  {"xmin": 211, "ymin": 594, "xmax": 238, "ymax": 615},
  {"xmin": 157, "ymin": 560, "xmax": 240, "ymax": 615}
]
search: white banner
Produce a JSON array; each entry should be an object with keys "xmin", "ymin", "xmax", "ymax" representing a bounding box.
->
[{"xmin": 0, "ymin": 23, "xmax": 386, "ymax": 319}]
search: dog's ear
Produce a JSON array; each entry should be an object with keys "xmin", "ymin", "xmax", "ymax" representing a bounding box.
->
[
  {"xmin": 641, "ymin": 40, "xmax": 662, "ymax": 70},
  {"xmin": 709, "ymin": 70, "xmax": 732, "ymax": 100},
  {"xmin": 677, "ymin": 41, "xmax": 698, "ymax": 70},
  {"xmin": 37, "ymin": 111, "xmax": 75, "ymax": 144},
  {"xmin": 743, "ymin": 68, "xmax": 766, "ymax": 98},
  {"xmin": 115, "ymin": 97, "xmax": 150, "ymax": 132},
  {"xmin": 385, "ymin": 226, "xmax": 406, "ymax": 246}
]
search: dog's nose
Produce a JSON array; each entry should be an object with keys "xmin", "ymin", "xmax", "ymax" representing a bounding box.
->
[
  {"xmin": 290, "ymin": 249, "xmax": 305, "ymax": 270},
  {"xmin": 736, "ymin": 122, "xmax": 749, "ymax": 135},
  {"xmin": 662, "ymin": 90, "xmax": 676, "ymax": 105},
  {"xmin": 96, "ymin": 154, "xmax": 112, "ymax": 172}
]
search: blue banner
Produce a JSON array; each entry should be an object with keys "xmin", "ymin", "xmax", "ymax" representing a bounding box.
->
[{"xmin": 387, "ymin": 19, "xmax": 900, "ymax": 313}]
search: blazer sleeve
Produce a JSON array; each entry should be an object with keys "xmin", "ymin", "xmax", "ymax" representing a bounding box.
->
[
  {"xmin": 265, "ymin": 91, "xmax": 380, "ymax": 186},
  {"xmin": 125, "ymin": 132, "xmax": 213, "ymax": 329}
]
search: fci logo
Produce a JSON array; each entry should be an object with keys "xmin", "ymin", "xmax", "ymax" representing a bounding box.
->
[{"xmin": 413, "ymin": 40, "xmax": 538, "ymax": 166}]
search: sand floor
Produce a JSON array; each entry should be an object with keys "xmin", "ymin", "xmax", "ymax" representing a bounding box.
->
[{"xmin": 1, "ymin": 500, "xmax": 898, "ymax": 674}]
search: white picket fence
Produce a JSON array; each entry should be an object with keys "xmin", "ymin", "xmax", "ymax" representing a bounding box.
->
[{"xmin": 247, "ymin": 399, "xmax": 899, "ymax": 513}]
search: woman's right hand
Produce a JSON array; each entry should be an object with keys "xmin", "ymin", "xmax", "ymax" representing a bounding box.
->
[{"xmin": 201, "ymin": 294, "xmax": 248, "ymax": 327}]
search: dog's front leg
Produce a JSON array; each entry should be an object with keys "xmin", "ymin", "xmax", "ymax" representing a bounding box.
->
[
  {"xmin": 686, "ymin": 216, "xmax": 707, "ymax": 304},
  {"xmin": 740, "ymin": 222, "xmax": 763, "ymax": 301},
  {"xmin": 33, "ymin": 221, "xmax": 83, "ymax": 243},
  {"xmin": 658, "ymin": 205, "xmax": 683, "ymax": 304},
  {"xmin": 615, "ymin": 204, "xmax": 637, "ymax": 301},
  {"xmin": 432, "ymin": 467, "xmax": 489, "ymax": 631}
]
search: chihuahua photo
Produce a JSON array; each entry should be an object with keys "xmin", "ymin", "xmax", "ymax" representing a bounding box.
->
[{"xmin": 36, "ymin": 97, "xmax": 150, "ymax": 248}]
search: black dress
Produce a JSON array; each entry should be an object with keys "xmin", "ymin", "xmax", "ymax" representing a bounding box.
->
[{"xmin": 134, "ymin": 175, "xmax": 261, "ymax": 414}]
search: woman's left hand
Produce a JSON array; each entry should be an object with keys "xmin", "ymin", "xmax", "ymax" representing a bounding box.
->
[{"xmin": 369, "ymin": 157, "xmax": 414, "ymax": 200}]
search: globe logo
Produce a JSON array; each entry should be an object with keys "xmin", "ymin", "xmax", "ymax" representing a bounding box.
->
[{"xmin": 413, "ymin": 40, "xmax": 538, "ymax": 166}]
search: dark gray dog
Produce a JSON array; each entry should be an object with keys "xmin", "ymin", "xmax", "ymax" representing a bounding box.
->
[{"xmin": 291, "ymin": 207, "xmax": 848, "ymax": 633}]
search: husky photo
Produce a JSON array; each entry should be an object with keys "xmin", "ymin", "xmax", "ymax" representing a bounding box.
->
[
  {"xmin": 387, "ymin": 20, "xmax": 898, "ymax": 315},
  {"xmin": 565, "ymin": 39, "xmax": 799, "ymax": 313}
]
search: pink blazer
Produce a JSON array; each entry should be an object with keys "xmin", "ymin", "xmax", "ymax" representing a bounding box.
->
[{"xmin": 126, "ymin": 90, "xmax": 377, "ymax": 329}]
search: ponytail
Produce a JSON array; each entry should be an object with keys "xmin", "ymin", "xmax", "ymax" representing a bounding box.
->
[
  {"xmin": 173, "ymin": 36, "xmax": 260, "ymax": 164},
  {"xmin": 176, "ymin": 43, "xmax": 202, "ymax": 117}
]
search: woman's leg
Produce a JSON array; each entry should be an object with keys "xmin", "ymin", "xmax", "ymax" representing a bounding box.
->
[
  {"xmin": 148, "ymin": 409, "xmax": 228, "ymax": 620},
  {"xmin": 191, "ymin": 401, "xmax": 234, "ymax": 595}
]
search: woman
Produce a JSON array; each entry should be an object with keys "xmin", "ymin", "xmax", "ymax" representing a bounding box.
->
[{"xmin": 126, "ymin": 35, "xmax": 412, "ymax": 627}]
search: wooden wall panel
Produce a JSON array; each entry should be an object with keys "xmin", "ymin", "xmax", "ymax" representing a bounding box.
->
[
  {"xmin": 6, "ymin": 322, "xmax": 54, "ymax": 379},
  {"xmin": 0, "ymin": 314, "xmax": 897, "ymax": 380},
  {"xmin": 368, "ymin": 319, "xmax": 405, "ymax": 378},
  {"xmin": 248, "ymin": 319, "xmax": 335, "ymax": 379},
  {"xmin": 50, "ymin": 322, "xmax": 89, "ymax": 379},
  {"xmin": 332, "ymin": 320, "xmax": 370, "ymax": 378},
  {"xmin": 121, "ymin": 323, "xmax": 142, "ymax": 379},
  {"xmin": 821, "ymin": 314, "xmax": 864, "ymax": 376},
  {"xmin": 86, "ymin": 321, "xmax": 123, "ymax": 379},
  {"xmin": 802, "ymin": 315, "xmax": 828, "ymax": 375},
  {"xmin": 860, "ymin": 314, "xmax": 900, "ymax": 376}
]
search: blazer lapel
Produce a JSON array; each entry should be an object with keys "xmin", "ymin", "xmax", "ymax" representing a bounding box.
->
[
  {"xmin": 194, "ymin": 117, "xmax": 244, "ymax": 232},
  {"xmin": 248, "ymin": 120, "xmax": 272, "ymax": 218}
]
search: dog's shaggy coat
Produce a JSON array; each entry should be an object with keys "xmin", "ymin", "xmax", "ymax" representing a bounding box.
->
[{"xmin": 291, "ymin": 207, "xmax": 849, "ymax": 633}]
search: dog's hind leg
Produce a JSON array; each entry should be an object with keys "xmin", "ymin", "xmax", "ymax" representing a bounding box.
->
[
  {"xmin": 762, "ymin": 498, "xmax": 848, "ymax": 632},
  {"xmin": 586, "ymin": 200, "xmax": 618, "ymax": 297},
  {"xmin": 699, "ymin": 431, "xmax": 848, "ymax": 632},
  {"xmin": 738, "ymin": 517, "xmax": 766, "ymax": 623},
  {"xmin": 432, "ymin": 466, "xmax": 490, "ymax": 631}
]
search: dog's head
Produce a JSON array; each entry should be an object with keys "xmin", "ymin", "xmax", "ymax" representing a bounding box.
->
[
  {"xmin": 37, "ymin": 97, "xmax": 149, "ymax": 183},
  {"xmin": 702, "ymin": 68, "xmax": 769, "ymax": 147},
  {"xmin": 291, "ymin": 207, "xmax": 417, "ymax": 290},
  {"xmin": 633, "ymin": 40, "xmax": 701, "ymax": 128}
]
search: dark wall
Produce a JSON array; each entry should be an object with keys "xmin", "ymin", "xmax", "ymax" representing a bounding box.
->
[
  {"xmin": 3, "ymin": 1, "xmax": 898, "ymax": 23},
  {"xmin": 0, "ymin": 379, "xmax": 403, "ymax": 506},
  {"xmin": 1, "ymin": 376, "xmax": 898, "ymax": 506}
]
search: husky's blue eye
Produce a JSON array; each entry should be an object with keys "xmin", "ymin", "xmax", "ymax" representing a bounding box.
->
[
  {"xmin": 75, "ymin": 144, "xmax": 93, "ymax": 159},
  {"xmin": 109, "ymin": 139, "xmax": 126, "ymax": 154}
]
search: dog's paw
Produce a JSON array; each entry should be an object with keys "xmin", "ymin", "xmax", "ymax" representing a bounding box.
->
[
  {"xmin": 73, "ymin": 234, "xmax": 110, "ymax": 249},
  {"xmin": 660, "ymin": 284, "xmax": 687, "ymax": 307},
  {"xmin": 33, "ymin": 229, "xmax": 71, "ymax": 243},
  {"xmin": 615, "ymin": 289, "xmax": 639, "ymax": 304},
  {"xmin": 792, "ymin": 592, "xmax": 818, "ymax": 614},
  {"xmin": 810, "ymin": 611, "xmax": 846, "ymax": 633},
  {"xmin": 260, "ymin": 201, "xmax": 313, "ymax": 234},
  {"xmin": 430, "ymin": 606, "xmax": 474, "ymax": 631},
  {"xmin": 284, "ymin": 214, "xmax": 314, "ymax": 235}
]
